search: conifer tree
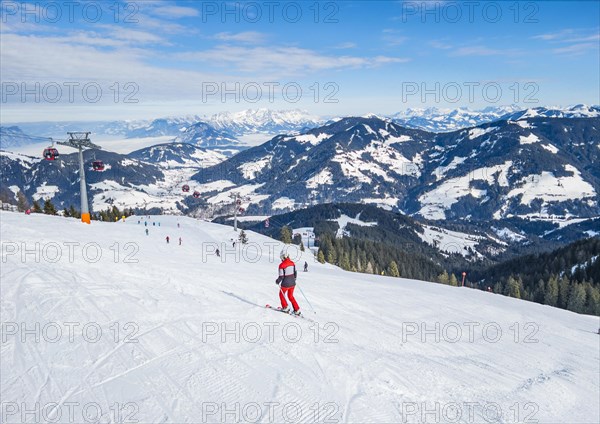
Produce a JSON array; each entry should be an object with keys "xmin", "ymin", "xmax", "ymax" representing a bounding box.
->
[
  {"xmin": 506, "ymin": 276, "xmax": 522, "ymax": 299},
  {"xmin": 280, "ymin": 226, "xmax": 293, "ymax": 244},
  {"xmin": 388, "ymin": 261, "xmax": 400, "ymax": 277},
  {"xmin": 437, "ymin": 271, "xmax": 450, "ymax": 285},
  {"xmin": 567, "ymin": 283, "xmax": 586, "ymax": 313},
  {"xmin": 544, "ymin": 275, "xmax": 559, "ymax": 306},
  {"xmin": 317, "ymin": 249, "xmax": 326, "ymax": 264},
  {"xmin": 17, "ymin": 192, "xmax": 28, "ymax": 212},
  {"xmin": 32, "ymin": 200, "xmax": 42, "ymax": 213},
  {"xmin": 558, "ymin": 276, "xmax": 571, "ymax": 308},
  {"xmin": 43, "ymin": 199, "xmax": 57, "ymax": 215}
]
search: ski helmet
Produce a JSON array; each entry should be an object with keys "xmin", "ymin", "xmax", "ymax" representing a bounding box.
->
[{"xmin": 280, "ymin": 248, "xmax": 290, "ymax": 261}]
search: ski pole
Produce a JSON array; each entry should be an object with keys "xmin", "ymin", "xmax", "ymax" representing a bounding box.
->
[{"xmin": 296, "ymin": 284, "xmax": 316, "ymax": 314}]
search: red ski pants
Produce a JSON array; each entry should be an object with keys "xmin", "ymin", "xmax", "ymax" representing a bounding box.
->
[{"xmin": 279, "ymin": 286, "xmax": 300, "ymax": 311}]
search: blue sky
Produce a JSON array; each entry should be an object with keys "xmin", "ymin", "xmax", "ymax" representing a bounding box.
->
[{"xmin": 1, "ymin": 0, "xmax": 599, "ymax": 122}]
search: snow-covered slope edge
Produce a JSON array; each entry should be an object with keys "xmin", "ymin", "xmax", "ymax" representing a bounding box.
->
[{"xmin": 1, "ymin": 211, "xmax": 598, "ymax": 423}]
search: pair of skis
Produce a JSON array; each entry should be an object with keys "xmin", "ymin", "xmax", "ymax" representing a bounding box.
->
[{"xmin": 265, "ymin": 304, "xmax": 311, "ymax": 321}]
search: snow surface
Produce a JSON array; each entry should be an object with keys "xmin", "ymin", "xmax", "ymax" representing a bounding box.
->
[
  {"xmin": 493, "ymin": 227, "xmax": 527, "ymax": 243},
  {"xmin": 239, "ymin": 156, "xmax": 272, "ymax": 180},
  {"xmin": 329, "ymin": 214, "xmax": 377, "ymax": 238},
  {"xmin": 32, "ymin": 183, "xmax": 60, "ymax": 201},
  {"xmin": 418, "ymin": 161, "xmax": 513, "ymax": 220},
  {"xmin": 306, "ymin": 168, "xmax": 334, "ymax": 189},
  {"xmin": 294, "ymin": 133, "xmax": 330, "ymax": 146},
  {"xmin": 468, "ymin": 127, "xmax": 496, "ymax": 139},
  {"xmin": 0, "ymin": 150, "xmax": 40, "ymax": 168},
  {"xmin": 1, "ymin": 212, "xmax": 599, "ymax": 423},
  {"xmin": 540, "ymin": 144, "xmax": 559, "ymax": 154},
  {"xmin": 507, "ymin": 165, "xmax": 596, "ymax": 206},
  {"xmin": 332, "ymin": 141, "xmax": 419, "ymax": 183},
  {"xmin": 416, "ymin": 225, "xmax": 485, "ymax": 258},
  {"xmin": 271, "ymin": 197, "xmax": 295, "ymax": 210},
  {"xmin": 360, "ymin": 197, "xmax": 400, "ymax": 210},
  {"xmin": 519, "ymin": 134, "xmax": 541, "ymax": 145}
]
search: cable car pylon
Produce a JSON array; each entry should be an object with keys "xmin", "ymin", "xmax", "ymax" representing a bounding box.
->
[{"xmin": 57, "ymin": 132, "xmax": 101, "ymax": 224}]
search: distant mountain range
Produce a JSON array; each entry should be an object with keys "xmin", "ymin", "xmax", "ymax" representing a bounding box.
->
[
  {"xmin": 3, "ymin": 105, "xmax": 599, "ymax": 150},
  {"xmin": 2, "ymin": 110, "xmax": 598, "ymax": 227},
  {"xmin": 191, "ymin": 115, "xmax": 600, "ymax": 223},
  {"xmin": 2, "ymin": 110, "xmax": 599, "ymax": 263},
  {"xmin": 389, "ymin": 105, "xmax": 523, "ymax": 132}
]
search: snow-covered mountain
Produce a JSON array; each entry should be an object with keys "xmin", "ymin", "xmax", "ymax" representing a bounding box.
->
[
  {"xmin": 123, "ymin": 117, "xmax": 201, "ymax": 138},
  {"xmin": 1, "ymin": 211, "xmax": 598, "ymax": 423},
  {"xmin": 206, "ymin": 108, "xmax": 323, "ymax": 136},
  {"xmin": 390, "ymin": 105, "xmax": 522, "ymax": 132},
  {"xmin": 0, "ymin": 125, "xmax": 52, "ymax": 149},
  {"xmin": 2, "ymin": 113, "xmax": 599, "ymax": 229},
  {"xmin": 389, "ymin": 105, "xmax": 600, "ymax": 133},
  {"xmin": 7, "ymin": 105, "xmax": 600, "ymax": 146},
  {"xmin": 500, "ymin": 104, "xmax": 600, "ymax": 121},
  {"xmin": 174, "ymin": 122, "xmax": 239, "ymax": 147},
  {"xmin": 8, "ymin": 109, "xmax": 322, "ymax": 140},
  {"xmin": 128, "ymin": 143, "xmax": 228, "ymax": 169},
  {"xmin": 190, "ymin": 115, "xmax": 600, "ymax": 222}
]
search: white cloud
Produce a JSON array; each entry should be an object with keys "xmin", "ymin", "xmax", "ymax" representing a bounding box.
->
[
  {"xmin": 429, "ymin": 40, "xmax": 453, "ymax": 50},
  {"xmin": 175, "ymin": 45, "xmax": 410, "ymax": 74},
  {"xmin": 449, "ymin": 46, "xmax": 522, "ymax": 57},
  {"xmin": 382, "ymin": 29, "xmax": 408, "ymax": 46},
  {"xmin": 333, "ymin": 42, "xmax": 357, "ymax": 49},
  {"xmin": 532, "ymin": 28, "xmax": 599, "ymax": 56},
  {"xmin": 151, "ymin": 5, "xmax": 199, "ymax": 19},
  {"xmin": 213, "ymin": 32, "xmax": 268, "ymax": 44},
  {"xmin": 553, "ymin": 43, "xmax": 599, "ymax": 56}
]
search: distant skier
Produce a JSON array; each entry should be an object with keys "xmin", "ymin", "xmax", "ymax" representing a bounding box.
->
[
  {"xmin": 153, "ymin": 222, "xmax": 155, "ymax": 226},
  {"xmin": 304, "ymin": 261, "xmax": 308, "ymax": 272},
  {"xmin": 233, "ymin": 241, "xmax": 236, "ymax": 248},
  {"xmin": 276, "ymin": 249, "xmax": 300, "ymax": 315},
  {"xmin": 166, "ymin": 236, "xmax": 170, "ymax": 244},
  {"xmin": 177, "ymin": 223, "xmax": 180, "ymax": 228},
  {"xmin": 145, "ymin": 229, "xmax": 149, "ymax": 236},
  {"xmin": 216, "ymin": 248, "xmax": 220, "ymax": 257},
  {"xmin": 145, "ymin": 221, "xmax": 147, "ymax": 227},
  {"xmin": 179, "ymin": 237, "xmax": 182, "ymax": 246},
  {"xmin": 25, "ymin": 209, "xmax": 31, "ymax": 215}
]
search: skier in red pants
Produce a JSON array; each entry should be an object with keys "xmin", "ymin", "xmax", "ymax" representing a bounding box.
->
[{"xmin": 276, "ymin": 249, "xmax": 301, "ymax": 315}]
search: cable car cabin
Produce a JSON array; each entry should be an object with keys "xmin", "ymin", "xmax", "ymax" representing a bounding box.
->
[
  {"xmin": 193, "ymin": 191, "xmax": 201, "ymax": 198},
  {"xmin": 239, "ymin": 207, "xmax": 245, "ymax": 213},
  {"xmin": 182, "ymin": 185, "xmax": 190, "ymax": 192},
  {"xmin": 43, "ymin": 148, "xmax": 59, "ymax": 161},
  {"xmin": 92, "ymin": 160, "xmax": 105, "ymax": 171}
]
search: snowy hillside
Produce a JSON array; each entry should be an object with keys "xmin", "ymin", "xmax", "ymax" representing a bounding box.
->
[
  {"xmin": 1, "ymin": 211, "xmax": 598, "ymax": 423},
  {"xmin": 192, "ymin": 116, "xmax": 600, "ymax": 222}
]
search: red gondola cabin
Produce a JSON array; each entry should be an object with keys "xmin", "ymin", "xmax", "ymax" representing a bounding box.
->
[
  {"xmin": 182, "ymin": 185, "xmax": 190, "ymax": 192},
  {"xmin": 43, "ymin": 148, "xmax": 59, "ymax": 161},
  {"xmin": 193, "ymin": 191, "xmax": 201, "ymax": 198},
  {"xmin": 92, "ymin": 160, "xmax": 105, "ymax": 171}
]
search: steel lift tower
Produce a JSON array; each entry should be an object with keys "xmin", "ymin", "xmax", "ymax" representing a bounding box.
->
[{"xmin": 57, "ymin": 132, "xmax": 101, "ymax": 224}]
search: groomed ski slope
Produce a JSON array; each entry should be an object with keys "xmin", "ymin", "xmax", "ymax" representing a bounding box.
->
[{"xmin": 1, "ymin": 212, "xmax": 599, "ymax": 423}]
